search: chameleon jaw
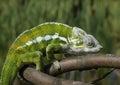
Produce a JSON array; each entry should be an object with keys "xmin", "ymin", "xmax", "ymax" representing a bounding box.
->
[{"xmin": 67, "ymin": 44, "xmax": 102, "ymax": 54}]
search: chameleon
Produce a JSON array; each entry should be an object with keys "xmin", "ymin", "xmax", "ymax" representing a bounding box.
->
[{"xmin": 0, "ymin": 22, "xmax": 102, "ymax": 85}]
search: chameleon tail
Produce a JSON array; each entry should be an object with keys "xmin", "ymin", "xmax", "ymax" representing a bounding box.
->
[{"xmin": 1, "ymin": 58, "xmax": 18, "ymax": 85}]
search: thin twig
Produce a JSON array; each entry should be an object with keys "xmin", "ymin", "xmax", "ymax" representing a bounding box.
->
[{"xmin": 90, "ymin": 68, "xmax": 115, "ymax": 84}]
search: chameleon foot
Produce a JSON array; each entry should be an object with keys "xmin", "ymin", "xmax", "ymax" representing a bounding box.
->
[{"xmin": 53, "ymin": 60, "xmax": 61, "ymax": 70}]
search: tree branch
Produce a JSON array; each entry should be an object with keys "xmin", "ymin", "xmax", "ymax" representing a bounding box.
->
[
  {"xmin": 49, "ymin": 54, "xmax": 120, "ymax": 75},
  {"xmin": 23, "ymin": 68, "xmax": 93, "ymax": 85},
  {"xmin": 14, "ymin": 54, "xmax": 120, "ymax": 85}
]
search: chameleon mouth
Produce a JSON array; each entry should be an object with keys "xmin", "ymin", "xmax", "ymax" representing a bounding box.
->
[{"xmin": 74, "ymin": 45, "xmax": 86, "ymax": 49}]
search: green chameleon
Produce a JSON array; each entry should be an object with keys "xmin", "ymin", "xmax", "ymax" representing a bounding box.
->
[{"xmin": 1, "ymin": 22, "xmax": 102, "ymax": 85}]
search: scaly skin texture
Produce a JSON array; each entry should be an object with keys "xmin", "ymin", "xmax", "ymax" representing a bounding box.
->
[{"xmin": 1, "ymin": 22, "xmax": 102, "ymax": 85}]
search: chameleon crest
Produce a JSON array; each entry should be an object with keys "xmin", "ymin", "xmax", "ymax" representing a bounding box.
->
[{"xmin": 1, "ymin": 22, "xmax": 102, "ymax": 85}]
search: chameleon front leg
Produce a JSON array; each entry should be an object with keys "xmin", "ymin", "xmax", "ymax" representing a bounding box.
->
[
  {"xmin": 18, "ymin": 51, "xmax": 43, "ymax": 71},
  {"xmin": 46, "ymin": 44, "xmax": 64, "ymax": 70}
]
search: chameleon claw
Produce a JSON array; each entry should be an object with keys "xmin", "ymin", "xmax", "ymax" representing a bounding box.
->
[{"xmin": 53, "ymin": 61, "xmax": 61, "ymax": 71}]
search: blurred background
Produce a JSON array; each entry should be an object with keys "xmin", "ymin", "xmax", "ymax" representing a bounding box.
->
[{"xmin": 0, "ymin": 0, "xmax": 120, "ymax": 85}]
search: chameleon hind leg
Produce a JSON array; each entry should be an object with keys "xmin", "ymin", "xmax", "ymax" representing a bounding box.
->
[{"xmin": 18, "ymin": 51, "xmax": 43, "ymax": 71}]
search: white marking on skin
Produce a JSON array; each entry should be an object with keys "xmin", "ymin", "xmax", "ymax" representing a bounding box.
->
[
  {"xmin": 59, "ymin": 37, "xmax": 67, "ymax": 42},
  {"xmin": 17, "ymin": 33, "xmax": 68, "ymax": 49},
  {"xmin": 52, "ymin": 33, "xmax": 67, "ymax": 43},
  {"xmin": 16, "ymin": 45, "xmax": 26, "ymax": 50},
  {"xmin": 26, "ymin": 41, "xmax": 33, "ymax": 46},
  {"xmin": 32, "ymin": 40, "xmax": 37, "ymax": 43},
  {"xmin": 52, "ymin": 35, "xmax": 58, "ymax": 39},
  {"xmin": 36, "ymin": 37, "xmax": 43, "ymax": 42},
  {"xmin": 44, "ymin": 35, "xmax": 52, "ymax": 41}
]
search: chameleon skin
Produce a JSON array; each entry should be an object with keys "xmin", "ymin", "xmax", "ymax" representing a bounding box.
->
[{"xmin": 0, "ymin": 22, "xmax": 102, "ymax": 85}]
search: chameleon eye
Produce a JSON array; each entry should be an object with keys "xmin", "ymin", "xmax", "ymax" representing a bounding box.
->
[{"xmin": 87, "ymin": 41, "xmax": 95, "ymax": 47}]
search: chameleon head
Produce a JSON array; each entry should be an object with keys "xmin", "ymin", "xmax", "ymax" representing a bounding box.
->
[{"xmin": 67, "ymin": 27, "xmax": 102, "ymax": 54}]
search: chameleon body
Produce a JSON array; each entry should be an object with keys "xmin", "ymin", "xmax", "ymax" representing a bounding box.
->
[{"xmin": 1, "ymin": 22, "xmax": 102, "ymax": 85}]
